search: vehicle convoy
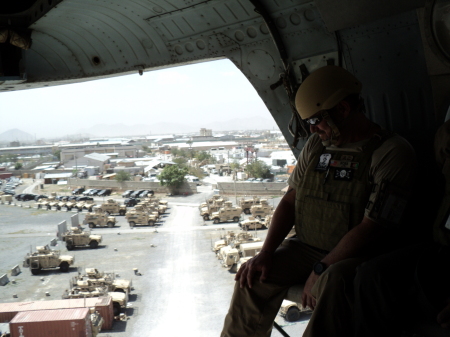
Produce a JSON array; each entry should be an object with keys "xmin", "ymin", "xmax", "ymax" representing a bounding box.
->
[
  {"xmin": 239, "ymin": 217, "xmax": 268, "ymax": 230},
  {"xmin": 250, "ymin": 199, "xmax": 273, "ymax": 219},
  {"xmin": 97, "ymin": 199, "xmax": 127, "ymax": 215},
  {"xmin": 200, "ymin": 203, "xmax": 222, "ymax": 221},
  {"xmin": 62, "ymin": 285, "xmax": 127, "ymax": 316},
  {"xmin": 239, "ymin": 196, "xmax": 261, "ymax": 214},
  {"xmin": 61, "ymin": 227, "xmax": 102, "ymax": 250},
  {"xmin": 23, "ymin": 245, "xmax": 75, "ymax": 275},
  {"xmin": 210, "ymin": 201, "xmax": 242, "ymax": 224},
  {"xmin": 84, "ymin": 208, "xmax": 117, "ymax": 228},
  {"xmin": 72, "ymin": 268, "xmax": 132, "ymax": 297},
  {"xmin": 125, "ymin": 206, "xmax": 158, "ymax": 227},
  {"xmin": 213, "ymin": 231, "xmax": 261, "ymax": 253}
]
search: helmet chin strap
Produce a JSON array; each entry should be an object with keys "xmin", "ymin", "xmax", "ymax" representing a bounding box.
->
[{"xmin": 321, "ymin": 110, "xmax": 341, "ymax": 146}]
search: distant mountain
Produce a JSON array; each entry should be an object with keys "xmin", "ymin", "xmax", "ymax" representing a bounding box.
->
[
  {"xmin": 77, "ymin": 117, "xmax": 278, "ymax": 137},
  {"xmin": 0, "ymin": 129, "xmax": 34, "ymax": 143}
]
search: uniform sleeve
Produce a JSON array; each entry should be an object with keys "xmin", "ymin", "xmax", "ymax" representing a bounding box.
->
[
  {"xmin": 287, "ymin": 134, "xmax": 321, "ymax": 189},
  {"xmin": 364, "ymin": 135, "xmax": 417, "ymax": 227}
]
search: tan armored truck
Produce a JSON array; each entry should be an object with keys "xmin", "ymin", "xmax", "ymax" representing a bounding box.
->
[
  {"xmin": 82, "ymin": 200, "xmax": 96, "ymax": 212},
  {"xmin": 250, "ymin": 199, "xmax": 273, "ymax": 219},
  {"xmin": 62, "ymin": 227, "xmax": 102, "ymax": 250},
  {"xmin": 65, "ymin": 198, "xmax": 78, "ymax": 211},
  {"xmin": 213, "ymin": 231, "xmax": 261, "ymax": 253},
  {"xmin": 72, "ymin": 268, "xmax": 132, "ymax": 297},
  {"xmin": 137, "ymin": 202, "xmax": 161, "ymax": 218},
  {"xmin": 125, "ymin": 206, "xmax": 158, "ymax": 227},
  {"xmin": 96, "ymin": 199, "xmax": 127, "ymax": 215},
  {"xmin": 221, "ymin": 241, "xmax": 264, "ymax": 268},
  {"xmin": 56, "ymin": 199, "xmax": 67, "ymax": 210},
  {"xmin": 200, "ymin": 202, "xmax": 222, "ymax": 221},
  {"xmin": 239, "ymin": 196, "xmax": 261, "ymax": 214},
  {"xmin": 143, "ymin": 198, "xmax": 167, "ymax": 214},
  {"xmin": 23, "ymin": 245, "xmax": 75, "ymax": 275},
  {"xmin": 210, "ymin": 201, "xmax": 242, "ymax": 224},
  {"xmin": 35, "ymin": 197, "xmax": 52, "ymax": 209},
  {"xmin": 62, "ymin": 285, "xmax": 127, "ymax": 316},
  {"xmin": 83, "ymin": 208, "xmax": 117, "ymax": 228},
  {"xmin": 239, "ymin": 217, "xmax": 267, "ymax": 230}
]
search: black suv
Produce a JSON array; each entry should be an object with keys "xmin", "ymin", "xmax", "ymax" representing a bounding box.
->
[
  {"xmin": 124, "ymin": 198, "xmax": 140, "ymax": 207},
  {"xmin": 76, "ymin": 196, "xmax": 94, "ymax": 202},
  {"xmin": 34, "ymin": 194, "xmax": 48, "ymax": 201},
  {"xmin": 97, "ymin": 189, "xmax": 111, "ymax": 197},
  {"xmin": 72, "ymin": 187, "xmax": 85, "ymax": 195},
  {"xmin": 21, "ymin": 194, "xmax": 36, "ymax": 201}
]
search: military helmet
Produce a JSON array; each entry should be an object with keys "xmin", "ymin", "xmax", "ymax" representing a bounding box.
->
[{"xmin": 295, "ymin": 65, "xmax": 362, "ymax": 119}]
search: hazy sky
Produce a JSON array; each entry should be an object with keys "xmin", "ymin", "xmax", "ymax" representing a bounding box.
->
[{"xmin": 0, "ymin": 59, "xmax": 272, "ymax": 139}]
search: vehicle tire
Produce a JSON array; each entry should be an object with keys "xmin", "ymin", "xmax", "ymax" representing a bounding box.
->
[
  {"xmin": 89, "ymin": 223, "xmax": 96, "ymax": 228},
  {"xmin": 37, "ymin": 205, "xmax": 41, "ymax": 209},
  {"xmin": 47, "ymin": 205, "xmax": 51, "ymax": 210},
  {"xmin": 203, "ymin": 215, "xmax": 210, "ymax": 221},
  {"xmin": 88, "ymin": 207, "xmax": 93, "ymax": 212},
  {"xmin": 67, "ymin": 207, "xmax": 71, "ymax": 211},
  {"xmin": 233, "ymin": 216, "xmax": 240, "ymax": 222},
  {"xmin": 244, "ymin": 208, "xmax": 250, "ymax": 215},
  {"xmin": 113, "ymin": 302, "xmax": 121, "ymax": 316},
  {"xmin": 148, "ymin": 220, "xmax": 155, "ymax": 226},
  {"xmin": 119, "ymin": 210, "xmax": 125, "ymax": 216},
  {"xmin": 56, "ymin": 206, "xmax": 60, "ymax": 210},
  {"xmin": 213, "ymin": 218, "xmax": 219, "ymax": 224},
  {"xmin": 107, "ymin": 222, "xmax": 114, "ymax": 228},
  {"xmin": 286, "ymin": 307, "xmax": 301, "ymax": 322},
  {"xmin": 31, "ymin": 267, "xmax": 41, "ymax": 275},
  {"xmin": 129, "ymin": 221, "xmax": 135, "ymax": 227},
  {"xmin": 66, "ymin": 242, "xmax": 74, "ymax": 250},
  {"xmin": 77, "ymin": 207, "xmax": 82, "ymax": 212},
  {"xmin": 244, "ymin": 225, "xmax": 249, "ymax": 231},
  {"xmin": 89, "ymin": 241, "xmax": 99, "ymax": 249},
  {"xmin": 59, "ymin": 262, "xmax": 69, "ymax": 272},
  {"xmin": 105, "ymin": 211, "xmax": 110, "ymax": 215}
]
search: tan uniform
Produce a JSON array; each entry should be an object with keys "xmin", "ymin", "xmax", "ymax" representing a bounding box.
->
[{"xmin": 221, "ymin": 131, "xmax": 416, "ymax": 337}]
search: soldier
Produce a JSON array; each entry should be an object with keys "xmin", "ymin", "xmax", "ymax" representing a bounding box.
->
[
  {"xmin": 220, "ymin": 65, "xmax": 417, "ymax": 337},
  {"xmin": 353, "ymin": 119, "xmax": 450, "ymax": 336}
]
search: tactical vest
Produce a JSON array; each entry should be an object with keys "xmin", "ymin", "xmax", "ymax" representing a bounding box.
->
[
  {"xmin": 295, "ymin": 132, "xmax": 391, "ymax": 252},
  {"xmin": 433, "ymin": 157, "xmax": 450, "ymax": 246}
]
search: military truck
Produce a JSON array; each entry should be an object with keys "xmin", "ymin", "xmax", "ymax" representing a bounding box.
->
[
  {"xmin": 61, "ymin": 227, "xmax": 102, "ymax": 250},
  {"xmin": 135, "ymin": 203, "xmax": 160, "ymax": 220},
  {"xmin": 23, "ymin": 245, "xmax": 75, "ymax": 275},
  {"xmin": 212, "ymin": 231, "xmax": 261, "ymax": 253},
  {"xmin": 264, "ymin": 213, "xmax": 273, "ymax": 228},
  {"xmin": 250, "ymin": 199, "xmax": 273, "ymax": 219},
  {"xmin": 125, "ymin": 206, "xmax": 158, "ymax": 227},
  {"xmin": 239, "ymin": 196, "xmax": 261, "ymax": 214},
  {"xmin": 65, "ymin": 198, "xmax": 78, "ymax": 211},
  {"xmin": 239, "ymin": 217, "xmax": 267, "ymax": 230},
  {"xmin": 280, "ymin": 300, "xmax": 311, "ymax": 322},
  {"xmin": 200, "ymin": 202, "xmax": 222, "ymax": 221},
  {"xmin": 48, "ymin": 197, "xmax": 59, "ymax": 210},
  {"xmin": 83, "ymin": 208, "xmax": 117, "ymax": 228},
  {"xmin": 56, "ymin": 199, "xmax": 67, "ymax": 210},
  {"xmin": 143, "ymin": 197, "xmax": 168, "ymax": 214},
  {"xmin": 82, "ymin": 199, "xmax": 96, "ymax": 212},
  {"xmin": 35, "ymin": 197, "xmax": 53, "ymax": 209},
  {"xmin": 221, "ymin": 241, "xmax": 264, "ymax": 268},
  {"xmin": 72, "ymin": 268, "xmax": 132, "ymax": 297},
  {"xmin": 62, "ymin": 285, "xmax": 127, "ymax": 316},
  {"xmin": 210, "ymin": 201, "xmax": 242, "ymax": 224},
  {"xmin": 96, "ymin": 199, "xmax": 127, "ymax": 215}
]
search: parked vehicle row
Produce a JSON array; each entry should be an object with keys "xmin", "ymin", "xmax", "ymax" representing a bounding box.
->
[
  {"xmin": 81, "ymin": 188, "xmax": 112, "ymax": 196},
  {"xmin": 122, "ymin": 189, "xmax": 154, "ymax": 198}
]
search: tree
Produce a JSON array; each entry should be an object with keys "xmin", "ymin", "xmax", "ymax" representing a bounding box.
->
[
  {"xmin": 14, "ymin": 162, "xmax": 23, "ymax": 170},
  {"xmin": 52, "ymin": 149, "xmax": 61, "ymax": 161},
  {"xmin": 115, "ymin": 170, "xmax": 131, "ymax": 182},
  {"xmin": 173, "ymin": 157, "xmax": 188, "ymax": 166},
  {"xmin": 245, "ymin": 160, "xmax": 271, "ymax": 179},
  {"xmin": 158, "ymin": 165, "xmax": 188, "ymax": 193},
  {"xmin": 195, "ymin": 151, "xmax": 212, "ymax": 162},
  {"xmin": 230, "ymin": 161, "xmax": 240, "ymax": 171}
]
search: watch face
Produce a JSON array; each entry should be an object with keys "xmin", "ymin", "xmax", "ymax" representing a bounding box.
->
[{"xmin": 314, "ymin": 262, "xmax": 325, "ymax": 274}]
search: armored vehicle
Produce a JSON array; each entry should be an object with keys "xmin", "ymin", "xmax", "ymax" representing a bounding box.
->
[
  {"xmin": 72, "ymin": 268, "xmax": 132, "ymax": 297},
  {"xmin": 136, "ymin": 203, "xmax": 160, "ymax": 219},
  {"xmin": 280, "ymin": 300, "xmax": 311, "ymax": 322},
  {"xmin": 199, "ymin": 202, "xmax": 222, "ymax": 221},
  {"xmin": 82, "ymin": 199, "xmax": 96, "ymax": 212},
  {"xmin": 221, "ymin": 241, "xmax": 264, "ymax": 268},
  {"xmin": 125, "ymin": 207, "xmax": 158, "ymax": 227},
  {"xmin": 239, "ymin": 196, "xmax": 261, "ymax": 214},
  {"xmin": 210, "ymin": 201, "xmax": 242, "ymax": 224},
  {"xmin": 48, "ymin": 197, "xmax": 59, "ymax": 210},
  {"xmin": 62, "ymin": 227, "xmax": 102, "ymax": 250},
  {"xmin": 23, "ymin": 245, "xmax": 75, "ymax": 275},
  {"xmin": 97, "ymin": 198, "xmax": 127, "ymax": 215},
  {"xmin": 35, "ymin": 197, "xmax": 51, "ymax": 209},
  {"xmin": 239, "ymin": 217, "xmax": 267, "ymax": 230},
  {"xmin": 56, "ymin": 199, "xmax": 67, "ymax": 210},
  {"xmin": 62, "ymin": 285, "xmax": 127, "ymax": 316},
  {"xmin": 213, "ymin": 231, "xmax": 261, "ymax": 253},
  {"xmin": 250, "ymin": 199, "xmax": 273, "ymax": 219},
  {"xmin": 84, "ymin": 208, "xmax": 117, "ymax": 228},
  {"xmin": 264, "ymin": 214, "xmax": 273, "ymax": 229},
  {"xmin": 65, "ymin": 198, "xmax": 78, "ymax": 211},
  {"xmin": 143, "ymin": 197, "xmax": 168, "ymax": 213}
]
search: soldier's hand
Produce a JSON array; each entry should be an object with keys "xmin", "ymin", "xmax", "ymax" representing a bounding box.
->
[
  {"xmin": 302, "ymin": 272, "xmax": 319, "ymax": 310},
  {"xmin": 437, "ymin": 301, "xmax": 450, "ymax": 328},
  {"xmin": 235, "ymin": 250, "xmax": 273, "ymax": 289}
]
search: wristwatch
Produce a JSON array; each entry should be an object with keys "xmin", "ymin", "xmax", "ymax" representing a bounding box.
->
[{"xmin": 313, "ymin": 262, "xmax": 327, "ymax": 276}]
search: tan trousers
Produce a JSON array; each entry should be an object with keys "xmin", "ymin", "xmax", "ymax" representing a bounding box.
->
[{"xmin": 221, "ymin": 238, "xmax": 326, "ymax": 337}]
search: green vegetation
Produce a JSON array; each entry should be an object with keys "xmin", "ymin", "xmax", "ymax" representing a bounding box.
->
[
  {"xmin": 158, "ymin": 165, "xmax": 188, "ymax": 193},
  {"xmin": 14, "ymin": 162, "xmax": 23, "ymax": 170},
  {"xmin": 115, "ymin": 170, "xmax": 131, "ymax": 182},
  {"xmin": 52, "ymin": 149, "xmax": 61, "ymax": 161},
  {"xmin": 245, "ymin": 160, "xmax": 271, "ymax": 179}
]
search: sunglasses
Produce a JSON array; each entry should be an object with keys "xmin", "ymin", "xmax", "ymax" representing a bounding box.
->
[{"xmin": 305, "ymin": 115, "xmax": 323, "ymax": 125}]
